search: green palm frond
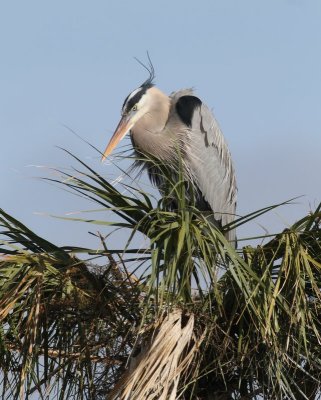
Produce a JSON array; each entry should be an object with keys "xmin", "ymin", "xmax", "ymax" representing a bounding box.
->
[{"xmin": 1, "ymin": 151, "xmax": 321, "ymax": 399}]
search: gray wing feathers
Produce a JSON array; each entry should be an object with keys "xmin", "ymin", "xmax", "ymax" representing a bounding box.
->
[{"xmin": 171, "ymin": 90, "xmax": 237, "ymax": 243}]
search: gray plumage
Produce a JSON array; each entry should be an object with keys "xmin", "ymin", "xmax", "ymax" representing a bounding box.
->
[{"xmin": 102, "ymin": 83, "xmax": 237, "ymax": 245}]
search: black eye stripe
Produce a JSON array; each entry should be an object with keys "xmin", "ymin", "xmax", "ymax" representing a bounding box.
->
[
  {"xmin": 122, "ymin": 83, "xmax": 153, "ymax": 114},
  {"xmin": 126, "ymin": 90, "xmax": 144, "ymax": 110}
]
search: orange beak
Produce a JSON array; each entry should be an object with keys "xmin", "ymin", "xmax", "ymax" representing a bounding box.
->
[{"xmin": 101, "ymin": 115, "xmax": 132, "ymax": 162}]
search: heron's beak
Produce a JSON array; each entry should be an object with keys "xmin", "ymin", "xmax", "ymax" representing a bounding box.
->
[{"xmin": 101, "ymin": 115, "xmax": 133, "ymax": 162}]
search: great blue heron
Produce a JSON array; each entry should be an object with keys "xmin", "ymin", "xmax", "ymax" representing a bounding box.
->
[{"xmin": 102, "ymin": 64, "xmax": 237, "ymax": 244}]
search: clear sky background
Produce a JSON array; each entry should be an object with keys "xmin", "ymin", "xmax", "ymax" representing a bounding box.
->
[{"xmin": 1, "ymin": 0, "xmax": 321, "ymax": 251}]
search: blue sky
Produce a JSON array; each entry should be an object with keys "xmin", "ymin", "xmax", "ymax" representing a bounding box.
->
[{"xmin": 1, "ymin": 0, "xmax": 321, "ymax": 249}]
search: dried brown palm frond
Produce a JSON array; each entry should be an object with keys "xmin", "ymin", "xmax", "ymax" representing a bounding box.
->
[{"xmin": 110, "ymin": 309, "xmax": 203, "ymax": 400}]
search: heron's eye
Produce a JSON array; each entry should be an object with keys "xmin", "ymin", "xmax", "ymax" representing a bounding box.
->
[{"xmin": 132, "ymin": 104, "xmax": 138, "ymax": 112}]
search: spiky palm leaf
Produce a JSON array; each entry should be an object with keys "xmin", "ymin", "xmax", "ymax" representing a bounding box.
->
[{"xmin": 0, "ymin": 152, "xmax": 321, "ymax": 399}]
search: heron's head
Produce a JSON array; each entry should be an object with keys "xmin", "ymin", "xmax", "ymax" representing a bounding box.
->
[{"xmin": 102, "ymin": 81, "xmax": 170, "ymax": 161}]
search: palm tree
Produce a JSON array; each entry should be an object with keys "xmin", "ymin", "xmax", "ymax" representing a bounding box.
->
[{"xmin": 1, "ymin": 151, "xmax": 321, "ymax": 399}]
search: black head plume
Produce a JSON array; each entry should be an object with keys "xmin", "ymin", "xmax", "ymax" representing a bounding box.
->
[
  {"xmin": 134, "ymin": 51, "xmax": 155, "ymax": 88},
  {"xmin": 121, "ymin": 53, "xmax": 156, "ymax": 114}
]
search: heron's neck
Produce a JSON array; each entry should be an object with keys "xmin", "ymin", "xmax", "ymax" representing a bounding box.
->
[
  {"xmin": 131, "ymin": 88, "xmax": 172, "ymax": 157},
  {"xmin": 136, "ymin": 87, "xmax": 170, "ymax": 133}
]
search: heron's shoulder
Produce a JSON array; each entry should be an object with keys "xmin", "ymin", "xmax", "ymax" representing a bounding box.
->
[
  {"xmin": 169, "ymin": 88, "xmax": 195, "ymax": 101},
  {"xmin": 169, "ymin": 89, "xmax": 203, "ymax": 128}
]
